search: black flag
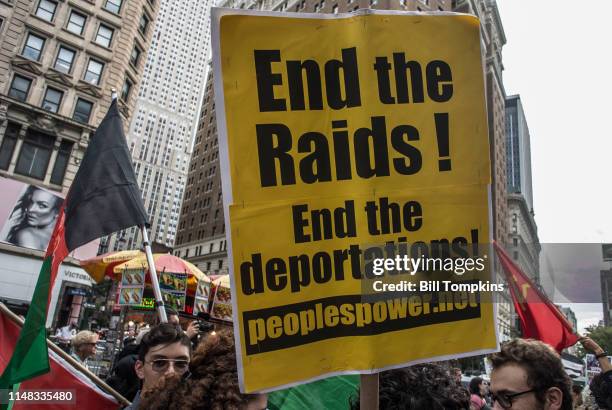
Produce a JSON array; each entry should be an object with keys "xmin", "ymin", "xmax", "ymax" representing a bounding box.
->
[{"xmin": 64, "ymin": 99, "xmax": 148, "ymax": 250}]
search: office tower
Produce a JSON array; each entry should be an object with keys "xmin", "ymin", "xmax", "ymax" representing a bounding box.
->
[
  {"xmin": 101, "ymin": 0, "xmax": 214, "ymax": 252},
  {"xmin": 506, "ymin": 94, "xmax": 540, "ymax": 281}
]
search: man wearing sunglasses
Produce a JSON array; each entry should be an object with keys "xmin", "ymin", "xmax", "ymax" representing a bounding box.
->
[
  {"xmin": 128, "ymin": 323, "xmax": 192, "ymax": 410},
  {"xmin": 489, "ymin": 339, "xmax": 572, "ymax": 410}
]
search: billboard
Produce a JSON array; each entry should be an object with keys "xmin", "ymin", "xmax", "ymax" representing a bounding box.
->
[{"xmin": 0, "ymin": 177, "xmax": 97, "ymax": 259}]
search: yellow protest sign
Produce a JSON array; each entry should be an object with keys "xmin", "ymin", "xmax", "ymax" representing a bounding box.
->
[{"xmin": 212, "ymin": 9, "xmax": 497, "ymax": 392}]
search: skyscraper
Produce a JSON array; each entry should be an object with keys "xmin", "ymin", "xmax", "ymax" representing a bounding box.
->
[
  {"xmin": 506, "ymin": 94, "xmax": 533, "ymax": 211},
  {"xmin": 101, "ymin": 0, "xmax": 215, "ymax": 252},
  {"xmin": 505, "ymin": 95, "xmax": 540, "ymax": 283}
]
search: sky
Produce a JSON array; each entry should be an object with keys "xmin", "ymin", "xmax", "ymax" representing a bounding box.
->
[{"xmin": 495, "ymin": 0, "xmax": 612, "ymax": 331}]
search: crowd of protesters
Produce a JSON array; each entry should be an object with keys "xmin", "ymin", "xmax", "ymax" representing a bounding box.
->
[{"xmin": 53, "ymin": 307, "xmax": 610, "ymax": 410}]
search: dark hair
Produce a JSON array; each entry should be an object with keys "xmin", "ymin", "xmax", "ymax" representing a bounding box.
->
[
  {"xmin": 138, "ymin": 323, "xmax": 191, "ymax": 362},
  {"xmin": 590, "ymin": 372, "xmax": 612, "ymax": 409},
  {"xmin": 571, "ymin": 384, "xmax": 582, "ymax": 395},
  {"xmin": 349, "ymin": 364, "xmax": 470, "ymax": 410},
  {"xmin": 165, "ymin": 307, "xmax": 179, "ymax": 317},
  {"xmin": 469, "ymin": 377, "xmax": 483, "ymax": 395},
  {"xmin": 489, "ymin": 339, "xmax": 572, "ymax": 410},
  {"xmin": 140, "ymin": 329, "xmax": 260, "ymax": 410},
  {"xmin": 7, "ymin": 186, "xmax": 62, "ymax": 242}
]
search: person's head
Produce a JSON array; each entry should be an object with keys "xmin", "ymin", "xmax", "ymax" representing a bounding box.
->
[
  {"xmin": 135, "ymin": 323, "xmax": 192, "ymax": 394},
  {"xmin": 20, "ymin": 186, "xmax": 62, "ymax": 228},
  {"xmin": 135, "ymin": 327, "xmax": 151, "ymax": 345},
  {"xmin": 139, "ymin": 329, "xmax": 267, "ymax": 410},
  {"xmin": 570, "ymin": 384, "xmax": 583, "ymax": 407},
  {"xmin": 452, "ymin": 368, "xmax": 462, "ymax": 383},
  {"xmin": 590, "ymin": 372, "xmax": 612, "ymax": 409},
  {"xmin": 489, "ymin": 339, "xmax": 572, "ymax": 410},
  {"xmin": 164, "ymin": 307, "xmax": 180, "ymax": 326},
  {"xmin": 470, "ymin": 377, "xmax": 487, "ymax": 397},
  {"xmin": 349, "ymin": 364, "xmax": 470, "ymax": 410},
  {"xmin": 72, "ymin": 330, "xmax": 98, "ymax": 360}
]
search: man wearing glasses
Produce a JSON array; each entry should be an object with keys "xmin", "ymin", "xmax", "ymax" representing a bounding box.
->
[
  {"xmin": 489, "ymin": 338, "xmax": 572, "ymax": 410},
  {"xmin": 128, "ymin": 323, "xmax": 192, "ymax": 410}
]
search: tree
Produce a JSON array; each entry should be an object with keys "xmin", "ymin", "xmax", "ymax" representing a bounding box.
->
[{"xmin": 575, "ymin": 324, "xmax": 612, "ymax": 359}]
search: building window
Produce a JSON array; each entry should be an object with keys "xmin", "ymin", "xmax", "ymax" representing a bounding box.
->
[
  {"xmin": 73, "ymin": 98, "xmax": 93, "ymax": 123},
  {"xmin": 54, "ymin": 46, "xmax": 75, "ymax": 74},
  {"xmin": 139, "ymin": 13, "xmax": 149, "ymax": 35},
  {"xmin": 50, "ymin": 140, "xmax": 73, "ymax": 185},
  {"xmin": 8, "ymin": 75, "xmax": 32, "ymax": 101},
  {"xmin": 35, "ymin": 0, "xmax": 57, "ymax": 22},
  {"xmin": 15, "ymin": 129, "xmax": 54, "ymax": 180},
  {"xmin": 84, "ymin": 59, "xmax": 104, "ymax": 85},
  {"xmin": 95, "ymin": 24, "xmax": 114, "ymax": 48},
  {"xmin": 42, "ymin": 87, "xmax": 63, "ymax": 113},
  {"xmin": 22, "ymin": 33, "xmax": 45, "ymax": 61},
  {"xmin": 104, "ymin": 0, "xmax": 122, "ymax": 14},
  {"xmin": 121, "ymin": 78, "xmax": 132, "ymax": 101},
  {"xmin": 66, "ymin": 10, "xmax": 86, "ymax": 35},
  {"xmin": 130, "ymin": 46, "xmax": 141, "ymax": 67},
  {"xmin": 0, "ymin": 123, "xmax": 20, "ymax": 170}
]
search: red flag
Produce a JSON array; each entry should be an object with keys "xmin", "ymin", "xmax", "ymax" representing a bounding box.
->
[
  {"xmin": 494, "ymin": 242, "xmax": 579, "ymax": 352},
  {"xmin": 0, "ymin": 309, "xmax": 121, "ymax": 410}
]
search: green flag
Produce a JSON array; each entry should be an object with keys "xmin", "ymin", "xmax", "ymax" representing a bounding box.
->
[
  {"xmin": 0, "ymin": 258, "xmax": 54, "ymax": 410},
  {"xmin": 268, "ymin": 376, "xmax": 359, "ymax": 410}
]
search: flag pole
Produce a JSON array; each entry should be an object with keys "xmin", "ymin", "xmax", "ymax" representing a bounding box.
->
[
  {"xmin": 360, "ymin": 373, "xmax": 379, "ymax": 410},
  {"xmin": 141, "ymin": 226, "xmax": 167, "ymax": 323},
  {"xmin": 108, "ymin": 90, "xmax": 166, "ymax": 324}
]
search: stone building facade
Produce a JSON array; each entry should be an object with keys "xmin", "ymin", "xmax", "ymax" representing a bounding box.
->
[{"xmin": 0, "ymin": 0, "xmax": 158, "ymax": 194}]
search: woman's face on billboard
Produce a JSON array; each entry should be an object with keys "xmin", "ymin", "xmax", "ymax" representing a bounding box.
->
[{"xmin": 25, "ymin": 190, "xmax": 58, "ymax": 227}]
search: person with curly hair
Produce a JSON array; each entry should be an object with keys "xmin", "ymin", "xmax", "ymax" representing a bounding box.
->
[
  {"xmin": 349, "ymin": 363, "xmax": 471, "ymax": 409},
  {"xmin": 489, "ymin": 338, "xmax": 572, "ymax": 410},
  {"xmin": 139, "ymin": 329, "xmax": 267, "ymax": 410}
]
